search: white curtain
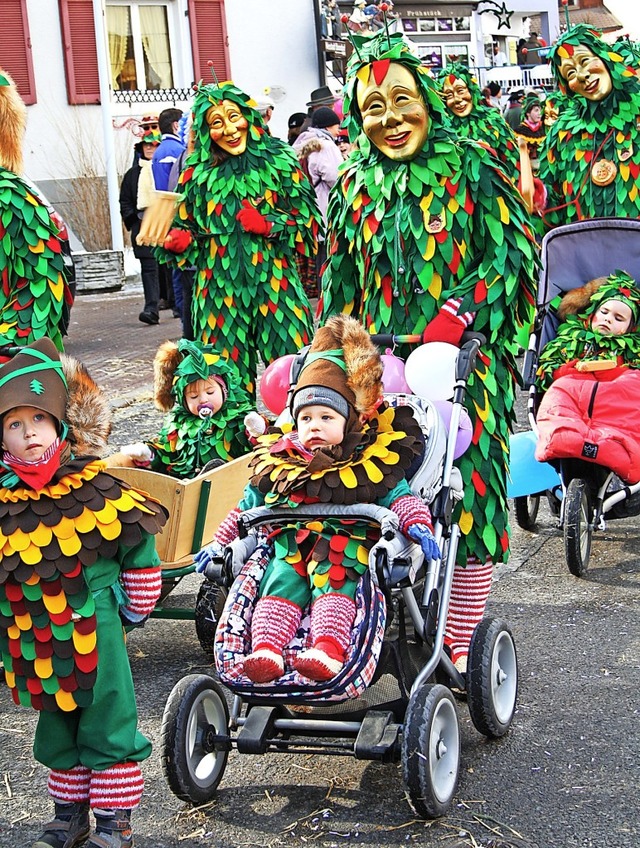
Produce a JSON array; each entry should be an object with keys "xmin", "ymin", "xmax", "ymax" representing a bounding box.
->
[
  {"xmin": 106, "ymin": 5, "xmax": 131, "ymax": 90},
  {"xmin": 140, "ymin": 6, "xmax": 173, "ymax": 90}
]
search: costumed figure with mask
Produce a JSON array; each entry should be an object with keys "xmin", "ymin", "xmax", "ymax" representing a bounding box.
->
[
  {"xmin": 319, "ymin": 30, "xmax": 538, "ymax": 671},
  {"xmin": 153, "ymin": 82, "xmax": 322, "ymax": 396},
  {"xmin": 437, "ymin": 63, "xmax": 519, "ymax": 176},
  {"xmin": 116, "ymin": 339, "xmax": 254, "ymax": 478},
  {"xmin": 539, "ymin": 25, "xmax": 640, "ymax": 230},
  {"xmin": 0, "ymin": 70, "xmax": 72, "ymax": 351},
  {"xmin": 0, "ymin": 339, "xmax": 167, "ymax": 848}
]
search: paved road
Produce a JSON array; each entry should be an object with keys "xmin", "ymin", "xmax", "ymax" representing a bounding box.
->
[{"xmin": 0, "ymin": 291, "xmax": 638, "ymax": 848}]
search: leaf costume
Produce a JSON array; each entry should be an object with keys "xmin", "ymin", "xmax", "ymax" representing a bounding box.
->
[
  {"xmin": 539, "ymin": 25, "xmax": 640, "ymax": 230},
  {"xmin": 436, "ymin": 63, "xmax": 519, "ymax": 176},
  {"xmin": 319, "ymin": 32, "xmax": 539, "ymax": 565},
  {"xmin": 146, "ymin": 339, "xmax": 253, "ymax": 477},
  {"xmin": 0, "ymin": 72, "xmax": 70, "ymax": 351},
  {"xmin": 154, "ymin": 82, "xmax": 322, "ymax": 396}
]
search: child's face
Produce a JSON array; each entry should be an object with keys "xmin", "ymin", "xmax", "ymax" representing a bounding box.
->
[
  {"xmin": 297, "ymin": 405, "xmax": 346, "ymax": 450},
  {"xmin": 184, "ymin": 377, "xmax": 224, "ymax": 417},
  {"xmin": 2, "ymin": 406, "xmax": 58, "ymax": 461},
  {"xmin": 591, "ymin": 299, "xmax": 633, "ymax": 336}
]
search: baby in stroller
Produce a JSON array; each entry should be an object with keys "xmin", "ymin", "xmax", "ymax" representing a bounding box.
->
[
  {"xmin": 194, "ymin": 315, "xmax": 440, "ymax": 684},
  {"xmin": 535, "ymin": 270, "xmax": 640, "ymax": 482}
]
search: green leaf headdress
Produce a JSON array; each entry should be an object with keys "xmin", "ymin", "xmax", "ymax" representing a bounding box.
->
[
  {"xmin": 436, "ymin": 63, "xmax": 484, "ymax": 110},
  {"xmin": 586, "ymin": 270, "xmax": 640, "ymax": 328}
]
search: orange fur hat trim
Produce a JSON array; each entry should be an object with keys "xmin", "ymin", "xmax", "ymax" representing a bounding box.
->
[{"xmin": 0, "ymin": 68, "xmax": 26, "ymax": 174}]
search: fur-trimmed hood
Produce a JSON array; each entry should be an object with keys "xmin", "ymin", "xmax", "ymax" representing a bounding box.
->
[{"xmin": 0, "ymin": 68, "xmax": 26, "ymax": 174}]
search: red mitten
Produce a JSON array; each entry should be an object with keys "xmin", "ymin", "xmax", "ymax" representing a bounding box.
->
[
  {"xmin": 423, "ymin": 297, "xmax": 474, "ymax": 346},
  {"xmin": 236, "ymin": 199, "xmax": 272, "ymax": 236},
  {"xmin": 164, "ymin": 228, "xmax": 193, "ymax": 253},
  {"xmin": 552, "ymin": 360, "xmax": 580, "ymax": 380},
  {"xmin": 532, "ymin": 177, "xmax": 547, "ymax": 214}
]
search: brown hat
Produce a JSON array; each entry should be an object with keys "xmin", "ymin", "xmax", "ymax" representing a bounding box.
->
[
  {"xmin": 0, "ymin": 338, "xmax": 67, "ymax": 426},
  {"xmin": 291, "ymin": 315, "xmax": 383, "ymax": 424}
]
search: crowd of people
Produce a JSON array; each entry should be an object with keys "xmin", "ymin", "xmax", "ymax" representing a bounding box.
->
[{"xmin": 1, "ymin": 17, "xmax": 640, "ymax": 847}]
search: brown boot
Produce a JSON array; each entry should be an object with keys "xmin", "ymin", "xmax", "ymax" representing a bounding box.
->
[
  {"xmin": 86, "ymin": 809, "xmax": 133, "ymax": 848},
  {"xmin": 31, "ymin": 802, "xmax": 90, "ymax": 848}
]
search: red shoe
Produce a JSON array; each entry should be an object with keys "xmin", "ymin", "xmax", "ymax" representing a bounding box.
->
[
  {"xmin": 294, "ymin": 648, "xmax": 343, "ymax": 682},
  {"xmin": 242, "ymin": 649, "xmax": 284, "ymax": 683}
]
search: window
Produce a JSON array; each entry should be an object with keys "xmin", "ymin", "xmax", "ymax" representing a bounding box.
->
[
  {"xmin": 107, "ymin": 3, "xmax": 174, "ymax": 91},
  {"xmin": 3, "ymin": 0, "xmax": 36, "ymax": 104},
  {"xmin": 59, "ymin": 0, "xmax": 101, "ymax": 104}
]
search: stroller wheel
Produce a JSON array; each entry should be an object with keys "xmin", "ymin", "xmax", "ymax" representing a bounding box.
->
[
  {"xmin": 564, "ymin": 478, "xmax": 592, "ymax": 577},
  {"xmin": 195, "ymin": 579, "xmax": 228, "ymax": 658},
  {"xmin": 401, "ymin": 683, "xmax": 460, "ymax": 818},
  {"xmin": 513, "ymin": 494, "xmax": 540, "ymax": 531},
  {"xmin": 161, "ymin": 674, "xmax": 230, "ymax": 804},
  {"xmin": 467, "ymin": 618, "xmax": 518, "ymax": 739}
]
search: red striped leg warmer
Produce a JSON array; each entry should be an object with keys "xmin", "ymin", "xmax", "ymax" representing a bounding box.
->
[
  {"xmin": 250, "ymin": 596, "xmax": 302, "ymax": 653},
  {"xmin": 48, "ymin": 766, "xmax": 91, "ymax": 803},
  {"xmin": 213, "ymin": 507, "xmax": 242, "ymax": 547},
  {"xmin": 310, "ymin": 593, "xmax": 357, "ymax": 662},
  {"xmin": 391, "ymin": 494, "xmax": 434, "ymax": 536},
  {"xmin": 120, "ymin": 568, "xmax": 162, "ymax": 617},
  {"xmin": 89, "ymin": 762, "xmax": 144, "ymax": 810},
  {"xmin": 444, "ymin": 558, "xmax": 493, "ymax": 665}
]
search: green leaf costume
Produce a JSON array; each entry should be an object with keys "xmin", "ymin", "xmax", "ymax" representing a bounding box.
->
[
  {"xmin": 436, "ymin": 63, "xmax": 519, "ymax": 176},
  {"xmin": 539, "ymin": 25, "xmax": 640, "ymax": 230},
  {"xmin": 154, "ymin": 83, "xmax": 323, "ymax": 396},
  {"xmin": 319, "ymin": 32, "xmax": 539, "ymax": 565},
  {"xmin": 0, "ymin": 168, "xmax": 70, "ymax": 350}
]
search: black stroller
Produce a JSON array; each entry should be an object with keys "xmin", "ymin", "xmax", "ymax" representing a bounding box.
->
[
  {"xmin": 514, "ymin": 218, "xmax": 640, "ymax": 576},
  {"xmin": 161, "ymin": 334, "xmax": 518, "ymax": 819}
]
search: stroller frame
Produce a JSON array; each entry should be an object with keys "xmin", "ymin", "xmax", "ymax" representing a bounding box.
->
[
  {"xmin": 515, "ymin": 218, "xmax": 640, "ymax": 575},
  {"xmin": 161, "ymin": 335, "xmax": 518, "ymax": 819}
]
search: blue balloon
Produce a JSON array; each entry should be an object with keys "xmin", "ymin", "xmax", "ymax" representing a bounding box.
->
[{"xmin": 508, "ymin": 430, "xmax": 561, "ymax": 498}]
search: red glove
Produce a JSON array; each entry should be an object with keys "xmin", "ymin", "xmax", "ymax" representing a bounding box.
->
[
  {"xmin": 164, "ymin": 228, "xmax": 193, "ymax": 253},
  {"xmin": 236, "ymin": 199, "xmax": 272, "ymax": 236},
  {"xmin": 422, "ymin": 298, "xmax": 474, "ymax": 346}
]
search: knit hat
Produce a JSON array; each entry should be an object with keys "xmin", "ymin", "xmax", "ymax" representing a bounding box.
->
[
  {"xmin": 288, "ymin": 112, "xmax": 307, "ymax": 130},
  {"xmin": 0, "ymin": 338, "xmax": 67, "ymax": 427},
  {"xmin": 290, "ymin": 315, "xmax": 383, "ymax": 426},
  {"xmin": 312, "ymin": 107, "xmax": 341, "ymax": 130}
]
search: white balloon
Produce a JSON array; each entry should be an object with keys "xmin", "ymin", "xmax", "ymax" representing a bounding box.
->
[{"xmin": 404, "ymin": 342, "xmax": 459, "ymax": 401}]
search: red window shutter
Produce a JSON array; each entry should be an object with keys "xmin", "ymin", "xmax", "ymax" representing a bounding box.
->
[
  {"xmin": 58, "ymin": 0, "xmax": 100, "ymax": 104},
  {"xmin": 188, "ymin": 0, "xmax": 231, "ymax": 85},
  {"xmin": 2, "ymin": 0, "xmax": 37, "ymax": 105}
]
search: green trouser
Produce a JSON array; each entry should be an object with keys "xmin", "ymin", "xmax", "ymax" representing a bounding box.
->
[{"xmin": 33, "ymin": 583, "xmax": 151, "ymax": 771}]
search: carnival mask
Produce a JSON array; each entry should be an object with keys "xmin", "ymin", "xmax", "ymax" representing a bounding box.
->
[
  {"xmin": 558, "ymin": 46, "xmax": 612, "ymax": 101},
  {"xmin": 206, "ymin": 100, "xmax": 249, "ymax": 155},
  {"xmin": 356, "ymin": 62, "xmax": 430, "ymax": 161},
  {"xmin": 442, "ymin": 77, "xmax": 473, "ymax": 118}
]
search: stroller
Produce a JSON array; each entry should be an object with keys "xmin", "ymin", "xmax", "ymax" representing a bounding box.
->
[
  {"xmin": 514, "ymin": 218, "xmax": 640, "ymax": 576},
  {"xmin": 161, "ymin": 333, "xmax": 518, "ymax": 819}
]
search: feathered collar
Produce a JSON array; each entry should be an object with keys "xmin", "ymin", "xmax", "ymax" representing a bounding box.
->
[{"xmin": 248, "ymin": 403, "xmax": 422, "ymax": 506}]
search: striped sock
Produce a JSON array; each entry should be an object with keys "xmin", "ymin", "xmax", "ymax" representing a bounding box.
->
[
  {"xmin": 89, "ymin": 762, "xmax": 144, "ymax": 810},
  {"xmin": 48, "ymin": 766, "xmax": 91, "ymax": 803},
  {"xmin": 444, "ymin": 558, "xmax": 493, "ymax": 665}
]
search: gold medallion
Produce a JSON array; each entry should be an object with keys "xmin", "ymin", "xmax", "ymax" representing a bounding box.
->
[
  {"xmin": 618, "ymin": 144, "xmax": 633, "ymax": 162},
  {"xmin": 426, "ymin": 211, "xmax": 446, "ymax": 234},
  {"xmin": 591, "ymin": 159, "xmax": 617, "ymax": 186}
]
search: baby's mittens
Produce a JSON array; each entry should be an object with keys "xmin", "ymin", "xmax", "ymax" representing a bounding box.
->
[
  {"xmin": 193, "ymin": 540, "xmax": 225, "ymax": 575},
  {"xmin": 244, "ymin": 411, "xmax": 268, "ymax": 439},
  {"xmin": 120, "ymin": 442, "xmax": 154, "ymax": 467},
  {"xmin": 407, "ymin": 523, "xmax": 441, "ymax": 561}
]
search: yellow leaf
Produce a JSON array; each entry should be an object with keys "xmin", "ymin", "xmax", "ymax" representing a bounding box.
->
[
  {"xmin": 496, "ymin": 196, "xmax": 510, "ymax": 224},
  {"xmin": 459, "ymin": 509, "xmax": 474, "ymax": 535},
  {"xmin": 55, "ymin": 689, "xmax": 78, "ymax": 712}
]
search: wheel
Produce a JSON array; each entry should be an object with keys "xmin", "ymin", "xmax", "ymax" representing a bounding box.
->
[
  {"xmin": 401, "ymin": 683, "xmax": 460, "ymax": 818},
  {"xmin": 195, "ymin": 579, "xmax": 227, "ymax": 658},
  {"xmin": 467, "ymin": 618, "xmax": 518, "ymax": 739},
  {"xmin": 513, "ymin": 494, "xmax": 540, "ymax": 530},
  {"xmin": 161, "ymin": 673, "xmax": 230, "ymax": 804},
  {"xmin": 564, "ymin": 478, "xmax": 592, "ymax": 577}
]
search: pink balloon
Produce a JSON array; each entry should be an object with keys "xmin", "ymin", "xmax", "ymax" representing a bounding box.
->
[
  {"xmin": 260, "ymin": 354, "xmax": 296, "ymax": 414},
  {"xmin": 381, "ymin": 349, "xmax": 411, "ymax": 393},
  {"xmin": 432, "ymin": 400, "xmax": 473, "ymax": 459},
  {"xmin": 333, "ymin": 98, "xmax": 344, "ymax": 121}
]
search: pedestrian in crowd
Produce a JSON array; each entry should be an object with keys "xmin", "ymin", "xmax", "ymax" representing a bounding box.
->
[
  {"xmin": 516, "ymin": 38, "xmax": 528, "ymax": 67},
  {"xmin": 152, "ymin": 108, "xmax": 185, "ymax": 319},
  {"xmin": 487, "ymin": 80, "xmax": 502, "ymax": 109},
  {"xmin": 195, "ymin": 315, "xmax": 439, "ymax": 683},
  {"xmin": 538, "ymin": 24, "xmax": 640, "ymax": 229},
  {"xmin": 116, "ymin": 339, "xmax": 254, "ymax": 477},
  {"xmin": 503, "ymin": 88, "xmax": 525, "ymax": 130},
  {"xmin": 0, "ymin": 69, "xmax": 71, "ymax": 351},
  {"xmin": 287, "ymin": 112, "xmax": 309, "ymax": 145},
  {"xmin": 437, "ymin": 64, "xmax": 519, "ymax": 175},
  {"xmin": 255, "ymin": 96, "xmax": 275, "ymax": 134},
  {"xmin": 514, "ymin": 93, "xmax": 545, "ymax": 172},
  {"xmin": 293, "ymin": 106, "xmax": 343, "ymax": 297},
  {"xmin": 132, "ymin": 113, "xmax": 159, "ymax": 164},
  {"xmin": 319, "ymin": 30, "xmax": 538, "ymax": 673},
  {"xmin": 336, "ymin": 127, "xmax": 354, "ymax": 159},
  {"xmin": 167, "ymin": 110, "xmax": 195, "ymax": 339},
  {"xmin": 0, "ymin": 338, "xmax": 167, "ymax": 848},
  {"xmin": 492, "ymin": 42, "xmax": 507, "ymax": 67},
  {"xmin": 154, "ymin": 81, "xmax": 322, "ymax": 397},
  {"xmin": 119, "ymin": 127, "xmax": 163, "ymax": 326},
  {"xmin": 306, "ymin": 85, "xmax": 338, "ymax": 115}
]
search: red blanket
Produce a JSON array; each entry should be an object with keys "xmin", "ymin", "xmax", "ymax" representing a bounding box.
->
[{"xmin": 535, "ymin": 369, "xmax": 640, "ymax": 483}]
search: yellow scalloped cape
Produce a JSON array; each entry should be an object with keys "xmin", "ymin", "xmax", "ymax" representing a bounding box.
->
[
  {"xmin": 249, "ymin": 403, "xmax": 422, "ymax": 507},
  {"xmin": 0, "ymin": 458, "xmax": 167, "ymax": 712}
]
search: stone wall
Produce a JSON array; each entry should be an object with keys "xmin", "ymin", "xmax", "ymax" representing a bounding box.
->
[{"xmin": 74, "ymin": 250, "xmax": 124, "ymax": 294}]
